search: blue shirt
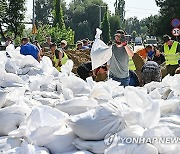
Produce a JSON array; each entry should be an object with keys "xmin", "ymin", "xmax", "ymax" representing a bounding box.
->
[
  {"xmin": 20, "ymin": 43, "xmax": 39, "ymax": 60},
  {"xmin": 82, "ymin": 46, "xmax": 90, "ymax": 50},
  {"xmin": 148, "ymin": 50, "xmax": 154, "ymax": 59}
]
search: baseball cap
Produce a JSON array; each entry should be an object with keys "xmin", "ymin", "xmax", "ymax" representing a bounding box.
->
[
  {"xmin": 60, "ymin": 40, "xmax": 67, "ymax": 46},
  {"xmin": 163, "ymin": 35, "xmax": 171, "ymax": 43}
]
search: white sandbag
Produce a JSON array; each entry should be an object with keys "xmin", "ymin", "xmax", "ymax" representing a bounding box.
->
[
  {"xmin": 29, "ymin": 75, "xmax": 54, "ymax": 92},
  {"xmin": 105, "ymin": 143, "xmax": 158, "ymax": 154},
  {"xmin": 32, "ymin": 91, "xmax": 60, "ymax": 99},
  {"xmin": 60, "ymin": 75, "xmax": 91, "ymax": 96},
  {"xmin": 115, "ymin": 99, "xmax": 160, "ymax": 129},
  {"xmin": 13, "ymin": 141, "xmax": 50, "ymax": 154},
  {"xmin": 0, "ymin": 136, "xmax": 21, "ymax": 151},
  {"xmin": 160, "ymin": 114, "xmax": 180, "ymax": 125},
  {"xmin": 143, "ymin": 126, "xmax": 179, "ymax": 154},
  {"xmin": 159, "ymin": 114, "xmax": 180, "ymax": 137},
  {"xmin": 137, "ymin": 101, "xmax": 160, "ymax": 129},
  {"xmin": 67, "ymin": 103, "xmax": 126, "ymax": 140},
  {"xmin": 124, "ymin": 86, "xmax": 151, "ymax": 110},
  {"xmin": 169, "ymin": 74, "xmax": 180, "ymax": 95},
  {"xmin": 56, "ymin": 82, "xmax": 63, "ymax": 94},
  {"xmin": 6, "ymin": 44, "xmax": 15, "ymax": 51},
  {"xmin": 148, "ymin": 88, "xmax": 162, "ymax": 99},
  {"xmin": 0, "ymin": 89, "xmax": 8, "ymax": 108},
  {"xmin": 32, "ymin": 95, "xmax": 57, "ymax": 106},
  {"xmin": 0, "ymin": 68, "xmax": 25, "ymax": 87},
  {"xmin": 62, "ymin": 150, "xmax": 93, "ymax": 154},
  {"xmin": 26, "ymin": 67, "xmax": 43, "ymax": 76},
  {"xmin": 144, "ymin": 81, "xmax": 166, "ymax": 94},
  {"xmin": 55, "ymin": 96, "xmax": 98, "ymax": 115},
  {"xmin": 118, "ymin": 125, "xmax": 145, "ymax": 138},
  {"xmin": 61, "ymin": 59, "xmax": 74, "ymax": 75},
  {"xmin": 20, "ymin": 55, "xmax": 40, "ymax": 68},
  {"xmin": 40, "ymin": 56, "xmax": 54, "ymax": 75},
  {"xmin": 0, "ymin": 105, "xmax": 27, "ymax": 136},
  {"xmin": 88, "ymin": 80, "xmax": 120, "ymax": 101},
  {"xmin": 159, "ymin": 98, "xmax": 180, "ymax": 114},
  {"xmin": 3, "ymin": 87, "xmax": 26, "ymax": 107},
  {"xmin": 62, "ymin": 88, "xmax": 74, "ymax": 100},
  {"xmin": 73, "ymin": 138, "xmax": 106, "ymax": 154},
  {"xmin": 10, "ymin": 105, "xmax": 69, "ymax": 146},
  {"xmin": 90, "ymin": 28, "xmax": 112, "ymax": 70},
  {"xmin": 44, "ymin": 128, "xmax": 77, "ymax": 154},
  {"xmin": 5, "ymin": 58, "xmax": 18, "ymax": 74},
  {"xmin": 17, "ymin": 67, "xmax": 31, "ymax": 75},
  {"xmin": 40, "ymin": 80, "xmax": 57, "ymax": 92},
  {"xmin": 103, "ymin": 125, "xmax": 144, "ymax": 150}
]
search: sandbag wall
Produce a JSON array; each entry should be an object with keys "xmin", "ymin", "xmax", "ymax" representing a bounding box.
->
[{"xmin": 0, "ymin": 48, "xmax": 180, "ymax": 154}]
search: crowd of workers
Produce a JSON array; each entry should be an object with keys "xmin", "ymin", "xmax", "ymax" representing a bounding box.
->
[{"xmin": 3, "ymin": 30, "xmax": 180, "ymax": 87}]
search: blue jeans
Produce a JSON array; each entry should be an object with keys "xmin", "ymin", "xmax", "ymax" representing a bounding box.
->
[{"xmin": 110, "ymin": 75, "xmax": 130, "ymax": 87}]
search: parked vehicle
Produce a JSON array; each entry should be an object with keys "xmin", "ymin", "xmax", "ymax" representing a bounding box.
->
[{"xmin": 134, "ymin": 37, "xmax": 143, "ymax": 46}]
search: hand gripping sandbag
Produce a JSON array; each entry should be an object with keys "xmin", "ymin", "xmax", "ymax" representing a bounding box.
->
[{"xmin": 90, "ymin": 28, "xmax": 112, "ymax": 70}]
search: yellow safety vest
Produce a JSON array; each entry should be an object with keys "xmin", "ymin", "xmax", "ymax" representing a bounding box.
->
[
  {"xmin": 164, "ymin": 41, "xmax": 180, "ymax": 65},
  {"xmin": 54, "ymin": 52, "xmax": 68, "ymax": 71}
]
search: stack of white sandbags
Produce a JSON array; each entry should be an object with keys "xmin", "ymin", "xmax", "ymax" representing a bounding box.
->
[{"xmin": 0, "ymin": 46, "xmax": 180, "ymax": 154}]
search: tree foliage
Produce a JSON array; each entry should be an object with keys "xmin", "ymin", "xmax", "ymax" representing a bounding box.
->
[
  {"xmin": 53, "ymin": 0, "xmax": 65, "ymax": 28},
  {"xmin": 154, "ymin": 0, "xmax": 180, "ymax": 37},
  {"xmin": 101, "ymin": 7, "xmax": 111, "ymax": 44},
  {"xmin": 35, "ymin": 0, "xmax": 67, "ymax": 26},
  {"xmin": 114, "ymin": 0, "xmax": 125, "ymax": 29},
  {"xmin": 0, "ymin": 0, "xmax": 26, "ymax": 40},
  {"xmin": 35, "ymin": 0, "xmax": 53, "ymax": 25},
  {"xmin": 26, "ymin": 24, "xmax": 74, "ymax": 45},
  {"xmin": 66, "ymin": 0, "xmax": 106, "ymax": 41},
  {"xmin": 109, "ymin": 15, "xmax": 123, "ymax": 39}
]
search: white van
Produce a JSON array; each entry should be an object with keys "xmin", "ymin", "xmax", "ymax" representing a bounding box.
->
[{"xmin": 134, "ymin": 37, "xmax": 143, "ymax": 46}]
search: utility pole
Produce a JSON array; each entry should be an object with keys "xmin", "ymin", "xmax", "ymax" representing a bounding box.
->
[
  {"xmin": 32, "ymin": 0, "xmax": 35, "ymax": 41},
  {"xmin": 32, "ymin": 0, "xmax": 38, "ymax": 41},
  {"xmin": 93, "ymin": 4, "xmax": 107, "ymax": 28},
  {"xmin": 99, "ymin": 6, "xmax": 101, "ymax": 28}
]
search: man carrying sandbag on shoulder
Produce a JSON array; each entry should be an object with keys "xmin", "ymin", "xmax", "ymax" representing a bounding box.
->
[{"xmin": 108, "ymin": 30, "xmax": 134, "ymax": 86}]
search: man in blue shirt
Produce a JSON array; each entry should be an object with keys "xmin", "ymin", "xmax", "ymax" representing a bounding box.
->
[{"xmin": 20, "ymin": 37, "xmax": 40, "ymax": 62}]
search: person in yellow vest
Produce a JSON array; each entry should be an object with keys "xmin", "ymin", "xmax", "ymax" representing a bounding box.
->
[
  {"xmin": 49, "ymin": 43, "xmax": 68, "ymax": 71},
  {"xmin": 161, "ymin": 35, "xmax": 180, "ymax": 75}
]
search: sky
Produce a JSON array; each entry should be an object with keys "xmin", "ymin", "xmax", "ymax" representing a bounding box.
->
[{"xmin": 25, "ymin": 0, "xmax": 160, "ymax": 24}]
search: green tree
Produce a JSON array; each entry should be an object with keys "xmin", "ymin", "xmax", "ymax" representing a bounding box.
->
[
  {"xmin": 26, "ymin": 24, "xmax": 74, "ymax": 45},
  {"xmin": 125, "ymin": 17, "xmax": 141, "ymax": 35},
  {"xmin": 35, "ymin": 0, "xmax": 67, "ymax": 26},
  {"xmin": 75, "ymin": 21, "xmax": 93, "ymax": 41},
  {"xmin": 114, "ymin": 0, "xmax": 125, "ymax": 29},
  {"xmin": 101, "ymin": 6, "xmax": 110, "ymax": 44},
  {"xmin": 155, "ymin": 0, "xmax": 180, "ymax": 37},
  {"xmin": 142, "ymin": 15, "xmax": 159, "ymax": 36},
  {"xmin": 53, "ymin": 0, "xmax": 65, "ymax": 28},
  {"xmin": 109, "ymin": 15, "xmax": 121, "ymax": 38},
  {"xmin": 0, "ymin": 0, "xmax": 26, "ymax": 40},
  {"xmin": 35, "ymin": 0, "xmax": 53, "ymax": 25},
  {"xmin": 66, "ymin": 0, "xmax": 106, "ymax": 41},
  {"xmin": 0, "ymin": 0, "xmax": 7, "ymax": 40}
]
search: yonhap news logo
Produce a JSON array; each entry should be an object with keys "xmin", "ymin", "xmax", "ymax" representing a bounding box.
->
[{"xmin": 104, "ymin": 133, "xmax": 180, "ymax": 148}]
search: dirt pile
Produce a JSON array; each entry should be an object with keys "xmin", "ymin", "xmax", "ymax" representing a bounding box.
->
[{"xmin": 65, "ymin": 49, "xmax": 91, "ymax": 74}]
